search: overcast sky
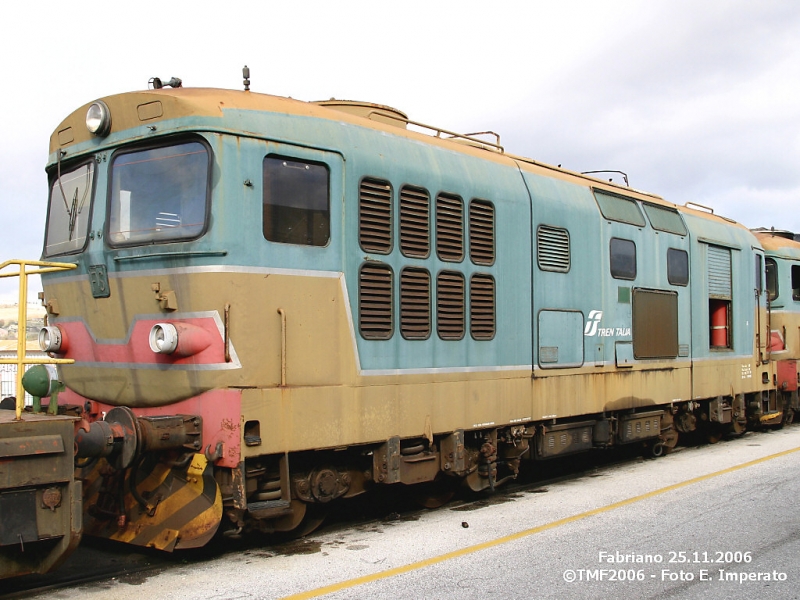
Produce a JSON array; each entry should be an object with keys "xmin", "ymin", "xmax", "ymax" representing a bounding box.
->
[{"xmin": 1, "ymin": 0, "xmax": 798, "ymax": 303}]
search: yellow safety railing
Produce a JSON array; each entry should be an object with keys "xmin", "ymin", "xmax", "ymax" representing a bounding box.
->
[{"xmin": 0, "ymin": 259, "xmax": 77, "ymax": 420}]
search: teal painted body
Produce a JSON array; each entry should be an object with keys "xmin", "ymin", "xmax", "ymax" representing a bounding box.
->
[{"xmin": 42, "ymin": 95, "xmax": 767, "ymax": 379}]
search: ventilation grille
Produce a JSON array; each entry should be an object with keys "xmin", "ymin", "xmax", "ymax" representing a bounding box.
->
[
  {"xmin": 436, "ymin": 193, "xmax": 464, "ymax": 262},
  {"xmin": 400, "ymin": 186, "xmax": 430, "ymax": 258},
  {"xmin": 470, "ymin": 274, "xmax": 495, "ymax": 340},
  {"xmin": 469, "ymin": 200, "xmax": 495, "ymax": 265},
  {"xmin": 359, "ymin": 179, "xmax": 392, "ymax": 253},
  {"xmin": 400, "ymin": 268, "xmax": 431, "ymax": 339},
  {"xmin": 537, "ymin": 225, "xmax": 571, "ymax": 272},
  {"xmin": 359, "ymin": 262, "xmax": 393, "ymax": 339},
  {"xmin": 437, "ymin": 271, "xmax": 465, "ymax": 339}
]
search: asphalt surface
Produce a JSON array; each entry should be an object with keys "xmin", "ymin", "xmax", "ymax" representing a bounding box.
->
[{"xmin": 25, "ymin": 427, "xmax": 800, "ymax": 600}]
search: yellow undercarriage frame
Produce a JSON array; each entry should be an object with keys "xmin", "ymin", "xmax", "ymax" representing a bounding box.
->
[{"xmin": 81, "ymin": 454, "xmax": 222, "ymax": 551}]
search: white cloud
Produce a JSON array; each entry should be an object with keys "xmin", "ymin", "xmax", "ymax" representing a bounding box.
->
[{"xmin": 1, "ymin": 0, "xmax": 799, "ymax": 301}]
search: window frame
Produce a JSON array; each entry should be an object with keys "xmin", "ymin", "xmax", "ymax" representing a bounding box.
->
[
  {"xmin": 106, "ymin": 135, "xmax": 213, "ymax": 248},
  {"xmin": 262, "ymin": 154, "xmax": 331, "ymax": 247},
  {"xmin": 610, "ymin": 237, "xmax": 637, "ymax": 280},
  {"xmin": 593, "ymin": 188, "xmax": 646, "ymax": 227},
  {"xmin": 765, "ymin": 258, "xmax": 778, "ymax": 302},
  {"xmin": 44, "ymin": 157, "xmax": 97, "ymax": 257},
  {"xmin": 642, "ymin": 202, "xmax": 688, "ymax": 236},
  {"xmin": 667, "ymin": 248, "xmax": 689, "ymax": 286}
]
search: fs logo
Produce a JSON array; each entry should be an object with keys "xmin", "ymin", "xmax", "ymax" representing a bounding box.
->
[{"xmin": 584, "ymin": 310, "xmax": 603, "ymax": 336}]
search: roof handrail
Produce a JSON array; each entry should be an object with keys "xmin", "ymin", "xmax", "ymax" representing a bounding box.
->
[{"xmin": 684, "ymin": 201, "xmax": 714, "ymax": 214}]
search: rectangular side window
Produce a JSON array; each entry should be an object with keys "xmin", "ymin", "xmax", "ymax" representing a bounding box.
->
[
  {"xmin": 610, "ymin": 238, "xmax": 636, "ymax": 280},
  {"xmin": 263, "ymin": 156, "xmax": 329, "ymax": 246},
  {"xmin": 593, "ymin": 189, "xmax": 646, "ymax": 227},
  {"xmin": 667, "ymin": 248, "xmax": 689, "ymax": 286},
  {"xmin": 792, "ymin": 265, "xmax": 800, "ymax": 301},
  {"xmin": 766, "ymin": 258, "xmax": 778, "ymax": 301},
  {"xmin": 642, "ymin": 203, "xmax": 687, "ymax": 235}
]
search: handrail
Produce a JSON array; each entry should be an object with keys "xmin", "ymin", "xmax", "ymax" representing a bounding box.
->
[{"xmin": 0, "ymin": 259, "xmax": 77, "ymax": 420}]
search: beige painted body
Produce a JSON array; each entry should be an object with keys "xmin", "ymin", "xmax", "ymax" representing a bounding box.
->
[{"xmin": 46, "ymin": 266, "xmax": 764, "ymax": 457}]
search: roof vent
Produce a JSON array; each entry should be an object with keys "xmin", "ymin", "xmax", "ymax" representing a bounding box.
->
[{"xmin": 315, "ymin": 100, "xmax": 407, "ymax": 128}]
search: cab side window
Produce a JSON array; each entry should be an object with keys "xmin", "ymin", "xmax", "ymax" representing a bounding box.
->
[{"xmin": 263, "ymin": 156, "xmax": 330, "ymax": 246}]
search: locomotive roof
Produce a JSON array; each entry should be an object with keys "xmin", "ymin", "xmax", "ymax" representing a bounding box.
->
[
  {"xmin": 753, "ymin": 229, "xmax": 800, "ymax": 257},
  {"xmin": 50, "ymin": 86, "xmax": 748, "ymax": 233}
]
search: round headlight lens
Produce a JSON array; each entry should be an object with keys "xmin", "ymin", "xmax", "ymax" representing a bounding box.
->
[
  {"xmin": 149, "ymin": 323, "xmax": 179, "ymax": 354},
  {"xmin": 86, "ymin": 101, "xmax": 111, "ymax": 136},
  {"xmin": 38, "ymin": 326, "xmax": 63, "ymax": 353}
]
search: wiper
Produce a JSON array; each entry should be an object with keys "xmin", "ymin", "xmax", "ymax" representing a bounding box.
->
[
  {"xmin": 68, "ymin": 186, "xmax": 79, "ymax": 241},
  {"xmin": 56, "ymin": 151, "xmax": 91, "ymax": 241}
]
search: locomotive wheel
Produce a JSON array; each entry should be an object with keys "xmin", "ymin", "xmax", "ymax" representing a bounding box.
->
[
  {"xmin": 409, "ymin": 479, "xmax": 457, "ymax": 509},
  {"xmin": 705, "ymin": 423, "xmax": 724, "ymax": 444},
  {"xmin": 731, "ymin": 418, "xmax": 747, "ymax": 436},
  {"xmin": 273, "ymin": 500, "xmax": 327, "ymax": 538},
  {"xmin": 661, "ymin": 428, "xmax": 679, "ymax": 453}
]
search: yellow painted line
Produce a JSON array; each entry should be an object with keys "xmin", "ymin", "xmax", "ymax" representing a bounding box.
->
[{"xmin": 281, "ymin": 445, "xmax": 800, "ymax": 600}]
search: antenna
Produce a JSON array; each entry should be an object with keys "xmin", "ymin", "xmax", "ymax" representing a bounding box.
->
[
  {"xmin": 581, "ymin": 170, "xmax": 629, "ymax": 186},
  {"xmin": 243, "ymin": 65, "xmax": 250, "ymax": 91}
]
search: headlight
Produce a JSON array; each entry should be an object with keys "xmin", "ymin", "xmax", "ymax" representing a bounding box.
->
[
  {"xmin": 149, "ymin": 323, "xmax": 179, "ymax": 354},
  {"xmin": 39, "ymin": 326, "xmax": 65, "ymax": 353},
  {"xmin": 86, "ymin": 101, "xmax": 112, "ymax": 136}
]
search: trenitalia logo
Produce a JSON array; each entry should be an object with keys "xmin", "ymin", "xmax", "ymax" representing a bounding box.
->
[
  {"xmin": 584, "ymin": 310, "xmax": 603, "ymax": 336},
  {"xmin": 584, "ymin": 310, "xmax": 632, "ymax": 338}
]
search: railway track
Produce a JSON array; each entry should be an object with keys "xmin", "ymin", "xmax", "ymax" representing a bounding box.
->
[{"xmin": 2, "ymin": 431, "xmax": 761, "ymax": 599}]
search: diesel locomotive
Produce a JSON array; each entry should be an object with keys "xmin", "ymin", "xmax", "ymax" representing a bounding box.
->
[{"xmin": 20, "ymin": 73, "xmax": 799, "ymax": 552}]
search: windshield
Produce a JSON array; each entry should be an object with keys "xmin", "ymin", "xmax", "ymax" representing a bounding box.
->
[
  {"xmin": 108, "ymin": 140, "xmax": 209, "ymax": 245},
  {"xmin": 44, "ymin": 161, "xmax": 95, "ymax": 257}
]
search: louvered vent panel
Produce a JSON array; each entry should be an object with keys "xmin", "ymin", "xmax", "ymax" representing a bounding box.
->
[
  {"xmin": 359, "ymin": 179, "xmax": 392, "ymax": 253},
  {"xmin": 537, "ymin": 225, "xmax": 571, "ymax": 272},
  {"xmin": 400, "ymin": 268, "xmax": 431, "ymax": 339},
  {"xmin": 470, "ymin": 274, "xmax": 495, "ymax": 340},
  {"xmin": 469, "ymin": 200, "xmax": 495, "ymax": 265},
  {"xmin": 359, "ymin": 263, "xmax": 393, "ymax": 339},
  {"xmin": 400, "ymin": 186, "xmax": 430, "ymax": 258},
  {"xmin": 436, "ymin": 193, "xmax": 464, "ymax": 262},
  {"xmin": 437, "ymin": 271, "xmax": 465, "ymax": 339},
  {"xmin": 707, "ymin": 245, "xmax": 732, "ymax": 299}
]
